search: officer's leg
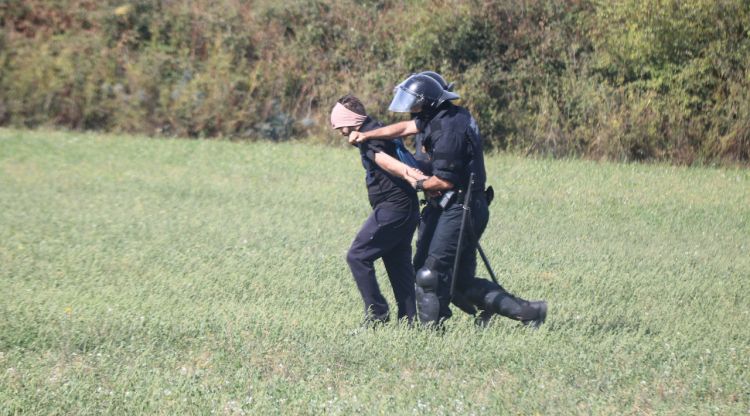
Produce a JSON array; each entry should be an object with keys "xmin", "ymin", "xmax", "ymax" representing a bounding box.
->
[
  {"xmin": 417, "ymin": 204, "xmax": 466, "ymax": 324},
  {"xmin": 381, "ymin": 210, "xmax": 419, "ymax": 322},
  {"xmin": 453, "ymin": 209, "xmax": 482, "ymax": 306},
  {"xmin": 462, "ymin": 194, "xmax": 546, "ymax": 327},
  {"xmin": 450, "ymin": 223, "xmax": 481, "ymax": 316},
  {"xmin": 452, "ymin": 192, "xmax": 488, "ymax": 315},
  {"xmin": 412, "ymin": 205, "xmax": 437, "ymax": 272},
  {"xmin": 413, "ymin": 205, "xmax": 446, "ymax": 325},
  {"xmin": 415, "ymin": 256, "xmax": 450, "ymax": 325}
]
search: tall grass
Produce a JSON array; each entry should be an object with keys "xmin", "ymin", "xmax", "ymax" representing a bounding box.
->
[{"xmin": 1, "ymin": 128, "xmax": 748, "ymax": 414}]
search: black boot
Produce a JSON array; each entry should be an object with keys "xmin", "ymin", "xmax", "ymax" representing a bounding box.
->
[
  {"xmin": 486, "ymin": 291, "xmax": 547, "ymax": 328},
  {"xmin": 520, "ymin": 300, "xmax": 547, "ymax": 329},
  {"xmin": 362, "ymin": 307, "xmax": 390, "ymax": 328}
]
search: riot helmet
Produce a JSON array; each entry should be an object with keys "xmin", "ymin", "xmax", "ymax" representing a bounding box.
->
[
  {"xmin": 419, "ymin": 71, "xmax": 455, "ymax": 92},
  {"xmin": 388, "ymin": 74, "xmax": 460, "ymax": 113}
]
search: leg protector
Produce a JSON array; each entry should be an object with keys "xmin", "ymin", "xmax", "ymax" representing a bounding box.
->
[
  {"xmin": 462, "ymin": 279, "xmax": 501, "ymax": 326},
  {"xmin": 415, "ymin": 266, "xmax": 440, "ymax": 326},
  {"xmin": 463, "ymin": 278, "xmax": 547, "ymax": 327},
  {"xmin": 485, "ymin": 291, "xmax": 546, "ymax": 325}
]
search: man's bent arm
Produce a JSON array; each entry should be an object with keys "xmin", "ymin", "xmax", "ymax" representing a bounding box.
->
[
  {"xmin": 374, "ymin": 151, "xmax": 455, "ymax": 192},
  {"xmin": 349, "ymin": 120, "xmax": 418, "ymax": 145},
  {"xmin": 373, "ymin": 151, "xmax": 423, "ymax": 182}
]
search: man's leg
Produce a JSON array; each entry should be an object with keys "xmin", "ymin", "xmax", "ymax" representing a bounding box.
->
[
  {"xmin": 347, "ymin": 207, "xmax": 416, "ymax": 323},
  {"xmin": 381, "ymin": 210, "xmax": 419, "ymax": 322},
  {"xmin": 347, "ymin": 210, "xmax": 391, "ymax": 322}
]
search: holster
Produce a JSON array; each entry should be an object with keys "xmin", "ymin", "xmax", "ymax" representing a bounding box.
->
[{"xmin": 426, "ymin": 185, "xmax": 493, "ymax": 209}]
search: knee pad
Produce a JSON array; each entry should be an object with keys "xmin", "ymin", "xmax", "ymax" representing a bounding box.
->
[
  {"xmin": 415, "ymin": 266, "xmax": 438, "ymax": 292},
  {"xmin": 415, "ymin": 266, "xmax": 440, "ymax": 325}
]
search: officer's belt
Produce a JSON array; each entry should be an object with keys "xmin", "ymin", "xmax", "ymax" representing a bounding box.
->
[{"xmin": 423, "ymin": 186, "xmax": 492, "ymax": 208}]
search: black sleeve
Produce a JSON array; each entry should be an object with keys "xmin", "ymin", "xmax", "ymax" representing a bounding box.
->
[
  {"xmin": 364, "ymin": 139, "xmax": 392, "ymax": 162},
  {"xmin": 430, "ymin": 129, "xmax": 464, "ymax": 185},
  {"xmin": 413, "ymin": 114, "xmax": 427, "ymax": 132}
]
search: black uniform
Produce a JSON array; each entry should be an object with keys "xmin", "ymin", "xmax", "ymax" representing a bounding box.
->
[
  {"xmin": 412, "ymin": 103, "xmax": 545, "ymax": 325},
  {"xmin": 346, "ymin": 117, "xmax": 419, "ymax": 323},
  {"xmin": 413, "ymin": 123, "xmax": 432, "ymax": 175}
]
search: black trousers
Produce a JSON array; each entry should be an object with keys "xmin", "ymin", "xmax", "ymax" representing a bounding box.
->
[
  {"xmin": 346, "ymin": 204, "xmax": 419, "ymax": 322},
  {"xmin": 413, "ymin": 192, "xmax": 492, "ymax": 321}
]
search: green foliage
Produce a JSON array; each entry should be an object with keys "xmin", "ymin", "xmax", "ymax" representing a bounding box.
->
[
  {"xmin": 587, "ymin": 0, "xmax": 750, "ymax": 163},
  {"xmin": 1, "ymin": 129, "xmax": 749, "ymax": 413},
  {"xmin": 0, "ymin": 0, "xmax": 748, "ymax": 164}
]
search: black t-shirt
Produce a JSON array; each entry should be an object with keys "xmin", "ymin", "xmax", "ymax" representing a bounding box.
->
[
  {"xmin": 358, "ymin": 117, "xmax": 418, "ymax": 211},
  {"xmin": 413, "ymin": 103, "xmax": 487, "ymax": 191}
]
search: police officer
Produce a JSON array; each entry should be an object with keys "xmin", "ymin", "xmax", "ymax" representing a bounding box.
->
[
  {"xmin": 349, "ymin": 75, "xmax": 547, "ymax": 327},
  {"xmin": 412, "ymin": 71, "xmax": 453, "ymax": 171},
  {"xmin": 331, "ymin": 94, "xmax": 421, "ymax": 325},
  {"xmin": 392, "ymin": 71, "xmax": 453, "ymax": 173}
]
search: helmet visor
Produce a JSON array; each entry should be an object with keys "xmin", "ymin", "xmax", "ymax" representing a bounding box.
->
[{"xmin": 388, "ymin": 87, "xmax": 423, "ymax": 113}]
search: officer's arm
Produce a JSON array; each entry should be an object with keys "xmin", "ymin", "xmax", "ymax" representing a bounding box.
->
[
  {"xmin": 415, "ymin": 129, "xmax": 462, "ymax": 192},
  {"xmin": 348, "ymin": 120, "xmax": 418, "ymax": 145},
  {"xmin": 372, "ymin": 151, "xmax": 425, "ymax": 182},
  {"xmin": 420, "ymin": 175, "xmax": 453, "ymax": 192}
]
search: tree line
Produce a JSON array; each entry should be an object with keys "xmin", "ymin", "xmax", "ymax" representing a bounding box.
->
[{"xmin": 1, "ymin": 0, "xmax": 748, "ymax": 165}]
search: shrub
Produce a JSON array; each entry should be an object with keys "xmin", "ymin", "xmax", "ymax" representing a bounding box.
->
[{"xmin": 0, "ymin": 0, "xmax": 748, "ymax": 165}]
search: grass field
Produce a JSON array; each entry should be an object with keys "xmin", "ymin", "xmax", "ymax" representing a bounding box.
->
[{"xmin": 1, "ymin": 128, "xmax": 748, "ymax": 415}]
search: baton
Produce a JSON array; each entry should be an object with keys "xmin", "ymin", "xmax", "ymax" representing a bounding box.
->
[
  {"xmin": 476, "ymin": 238, "xmax": 501, "ymax": 286},
  {"xmin": 449, "ymin": 172, "xmax": 475, "ymax": 299}
]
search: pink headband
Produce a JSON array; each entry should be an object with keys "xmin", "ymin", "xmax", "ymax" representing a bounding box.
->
[{"xmin": 330, "ymin": 102, "xmax": 366, "ymax": 129}]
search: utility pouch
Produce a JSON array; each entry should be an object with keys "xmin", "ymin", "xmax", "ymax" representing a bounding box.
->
[{"xmin": 485, "ymin": 186, "xmax": 494, "ymax": 206}]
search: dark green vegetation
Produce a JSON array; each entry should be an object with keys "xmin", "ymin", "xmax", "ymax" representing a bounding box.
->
[
  {"xmin": 1, "ymin": 129, "xmax": 748, "ymax": 414},
  {"xmin": 1, "ymin": 1, "xmax": 749, "ymax": 165}
]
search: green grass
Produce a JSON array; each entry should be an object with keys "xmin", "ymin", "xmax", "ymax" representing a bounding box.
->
[{"xmin": 1, "ymin": 128, "xmax": 748, "ymax": 415}]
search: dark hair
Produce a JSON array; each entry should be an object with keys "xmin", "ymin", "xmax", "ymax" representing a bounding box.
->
[{"xmin": 337, "ymin": 94, "xmax": 366, "ymax": 116}]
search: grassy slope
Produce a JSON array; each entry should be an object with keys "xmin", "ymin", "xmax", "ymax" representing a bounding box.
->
[{"xmin": 1, "ymin": 129, "xmax": 748, "ymax": 415}]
